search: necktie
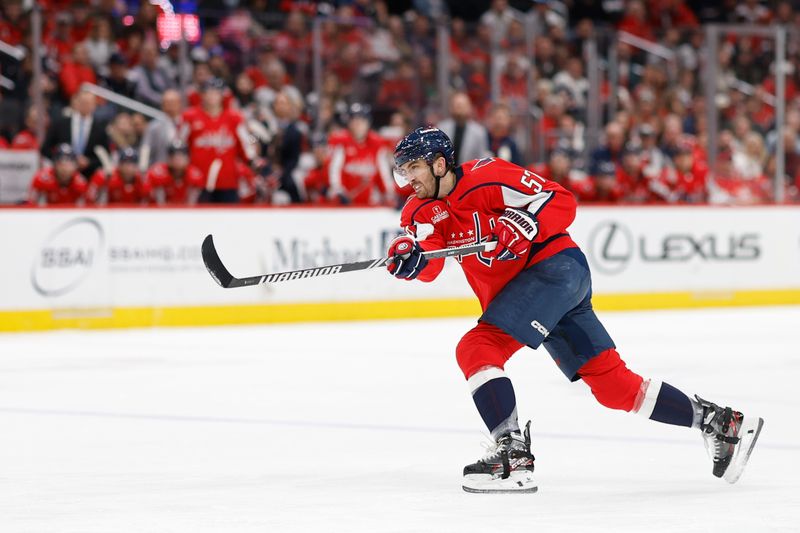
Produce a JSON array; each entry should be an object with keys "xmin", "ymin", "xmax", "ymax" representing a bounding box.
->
[{"xmin": 76, "ymin": 118, "xmax": 86, "ymax": 155}]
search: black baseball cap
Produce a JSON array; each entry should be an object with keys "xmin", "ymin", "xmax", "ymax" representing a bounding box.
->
[
  {"xmin": 596, "ymin": 160, "xmax": 617, "ymax": 176},
  {"xmin": 622, "ymin": 142, "xmax": 642, "ymax": 156},
  {"xmin": 53, "ymin": 143, "xmax": 77, "ymax": 161},
  {"xmin": 638, "ymin": 124, "xmax": 656, "ymax": 137},
  {"xmin": 310, "ymin": 132, "xmax": 328, "ymax": 147},
  {"xmin": 167, "ymin": 139, "xmax": 189, "ymax": 155},
  {"xmin": 346, "ymin": 102, "xmax": 371, "ymax": 120},
  {"xmin": 201, "ymin": 77, "xmax": 226, "ymax": 92},
  {"xmin": 109, "ymin": 52, "xmax": 127, "ymax": 66},
  {"xmin": 118, "ymin": 147, "xmax": 139, "ymax": 163}
]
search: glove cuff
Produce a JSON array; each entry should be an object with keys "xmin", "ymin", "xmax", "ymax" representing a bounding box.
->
[{"xmin": 498, "ymin": 208, "xmax": 538, "ymax": 240}]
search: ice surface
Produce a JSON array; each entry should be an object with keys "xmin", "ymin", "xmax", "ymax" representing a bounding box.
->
[{"xmin": 1, "ymin": 307, "xmax": 798, "ymax": 533}]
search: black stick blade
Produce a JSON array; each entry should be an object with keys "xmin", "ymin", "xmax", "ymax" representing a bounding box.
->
[{"xmin": 201, "ymin": 235, "xmax": 234, "ymax": 288}]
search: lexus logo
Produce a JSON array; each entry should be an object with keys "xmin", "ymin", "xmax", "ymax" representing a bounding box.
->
[
  {"xmin": 587, "ymin": 221, "xmax": 634, "ymax": 274},
  {"xmin": 587, "ymin": 220, "xmax": 761, "ymax": 275}
]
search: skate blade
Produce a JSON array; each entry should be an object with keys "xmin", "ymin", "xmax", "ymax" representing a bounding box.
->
[
  {"xmin": 462, "ymin": 470, "xmax": 538, "ymax": 494},
  {"xmin": 723, "ymin": 416, "xmax": 764, "ymax": 484}
]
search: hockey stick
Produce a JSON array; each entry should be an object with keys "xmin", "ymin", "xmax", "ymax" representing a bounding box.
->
[
  {"xmin": 94, "ymin": 145, "xmax": 114, "ymax": 174},
  {"xmin": 206, "ymin": 158, "xmax": 223, "ymax": 192},
  {"xmin": 138, "ymin": 144, "xmax": 151, "ymax": 173},
  {"xmin": 201, "ymin": 234, "xmax": 497, "ymax": 288},
  {"xmin": 92, "ymin": 146, "xmax": 114, "ymax": 204}
]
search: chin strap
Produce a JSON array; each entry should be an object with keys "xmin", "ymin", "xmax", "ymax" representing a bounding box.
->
[{"xmin": 428, "ymin": 163, "xmax": 447, "ymax": 199}]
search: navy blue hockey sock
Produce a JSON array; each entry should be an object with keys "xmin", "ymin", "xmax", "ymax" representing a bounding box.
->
[
  {"xmin": 636, "ymin": 380, "xmax": 695, "ymax": 427},
  {"xmin": 467, "ymin": 367, "xmax": 519, "ymax": 439}
]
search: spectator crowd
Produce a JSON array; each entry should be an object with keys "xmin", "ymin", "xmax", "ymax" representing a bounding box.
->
[{"xmin": 2, "ymin": 0, "xmax": 800, "ymax": 207}]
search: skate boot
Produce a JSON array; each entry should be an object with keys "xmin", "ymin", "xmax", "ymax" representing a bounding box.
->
[
  {"xmin": 462, "ymin": 420, "xmax": 537, "ymax": 493},
  {"xmin": 695, "ymin": 395, "xmax": 764, "ymax": 484}
]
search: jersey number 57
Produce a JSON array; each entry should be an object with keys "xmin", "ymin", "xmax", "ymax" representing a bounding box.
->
[{"xmin": 520, "ymin": 170, "xmax": 547, "ymax": 193}]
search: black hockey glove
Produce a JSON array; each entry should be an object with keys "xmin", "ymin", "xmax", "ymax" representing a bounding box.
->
[{"xmin": 386, "ymin": 235, "xmax": 428, "ymax": 280}]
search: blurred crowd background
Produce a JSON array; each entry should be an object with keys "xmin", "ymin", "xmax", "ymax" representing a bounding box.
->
[{"xmin": 2, "ymin": 0, "xmax": 800, "ymax": 207}]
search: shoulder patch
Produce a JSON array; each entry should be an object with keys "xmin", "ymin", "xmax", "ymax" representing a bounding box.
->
[
  {"xmin": 430, "ymin": 204, "xmax": 450, "ymax": 224},
  {"xmin": 471, "ymin": 157, "xmax": 495, "ymax": 171}
]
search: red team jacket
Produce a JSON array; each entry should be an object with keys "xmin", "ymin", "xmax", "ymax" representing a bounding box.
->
[
  {"xmin": 29, "ymin": 168, "xmax": 88, "ymax": 205},
  {"xmin": 182, "ymin": 107, "xmax": 255, "ymax": 190},
  {"xmin": 146, "ymin": 163, "xmax": 206, "ymax": 204},
  {"xmin": 400, "ymin": 157, "xmax": 578, "ymax": 310},
  {"xmin": 10, "ymin": 130, "xmax": 39, "ymax": 150},
  {"xmin": 328, "ymin": 129, "xmax": 390, "ymax": 205},
  {"xmin": 89, "ymin": 170, "xmax": 150, "ymax": 204}
]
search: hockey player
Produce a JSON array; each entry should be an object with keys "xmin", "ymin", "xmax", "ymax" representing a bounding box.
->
[
  {"xmin": 88, "ymin": 147, "xmax": 150, "ymax": 205},
  {"xmin": 327, "ymin": 103, "xmax": 394, "ymax": 206},
  {"xmin": 145, "ymin": 141, "xmax": 205, "ymax": 206},
  {"xmin": 670, "ymin": 140, "xmax": 709, "ymax": 203},
  {"xmin": 29, "ymin": 144, "xmax": 89, "ymax": 206},
  {"xmin": 182, "ymin": 77, "xmax": 258, "ymax": 203},
  {"xmin": 386, "ymin": 127, "xmax": 763, "ymax": 493}
]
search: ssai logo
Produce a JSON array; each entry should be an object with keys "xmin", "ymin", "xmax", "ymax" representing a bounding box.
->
[
  {"xmin": 588, "ymin": 221, "xmax": 761, "ymax": 275},
  {"xmin": 31, "ymin": 218, "xmax": 104, "ymax": 297}
]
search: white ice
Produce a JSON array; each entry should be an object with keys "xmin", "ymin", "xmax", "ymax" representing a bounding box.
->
[{"xmin": 1, "ymin": 307, "xmax": 799, "ymax": 533}]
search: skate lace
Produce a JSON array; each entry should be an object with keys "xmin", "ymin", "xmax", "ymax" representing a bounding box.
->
[
  {"xmin": 478, "ymin": 439, "xmax": 505, "ymax": 463},
  {"xmin": 477, "ymin": 422, "xmax": 534, "ymax": 464},
  {"xmin": 479, "ymin": 435, "xmax": 526, "ymax": 463},
  {"xmin": 701, "ymin": 403, "xmax": 739, "ymax": 462}
]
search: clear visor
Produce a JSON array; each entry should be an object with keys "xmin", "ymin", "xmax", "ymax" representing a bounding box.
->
[{"xmin": 392, "ymin": 158, "xmax": 423, "ymax": 188}]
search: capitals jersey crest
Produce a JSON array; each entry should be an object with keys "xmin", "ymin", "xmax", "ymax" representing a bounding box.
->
[{"xmin": 399, "ymin": 158, "xmax": 578, "ymax": 309}]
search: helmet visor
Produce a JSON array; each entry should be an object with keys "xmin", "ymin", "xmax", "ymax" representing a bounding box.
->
[
  {"xmin": 392, "ymin": 166, "xmax": 411, "ymax": 188},
  {"xmin": 392, "ymin": 157, "xmax": 426, "ymax": 188}
]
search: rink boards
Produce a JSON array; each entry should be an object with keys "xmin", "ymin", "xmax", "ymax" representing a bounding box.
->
[{"xmin": 1, "ymin": 206, "xmax": 799, "ymax": 331}]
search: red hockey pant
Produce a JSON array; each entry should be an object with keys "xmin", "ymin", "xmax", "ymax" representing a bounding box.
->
[{"xmin": 456, "ymin": 322, "xmax": 643, "ymax": 412}]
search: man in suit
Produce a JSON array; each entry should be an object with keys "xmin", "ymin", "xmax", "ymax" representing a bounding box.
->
[
  {"xmin": 437, "ymin": 91, "xmax": 491, "ymax": 165},
  {"xmin": 140, "ymin": 89, "xmax": 184, "ymax": 167},
  {"xmin": 42, "ymin": 89, "xmax": 109, "ymax": 177}
]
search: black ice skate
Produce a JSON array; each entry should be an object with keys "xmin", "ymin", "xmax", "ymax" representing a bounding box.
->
[
  {"xmin": 462, "ymin": 420, "xmax": 537, "ymax": 494},
  {"xmin": 695, "ymin": 395, "xmax": 764, "ymax": 484}
]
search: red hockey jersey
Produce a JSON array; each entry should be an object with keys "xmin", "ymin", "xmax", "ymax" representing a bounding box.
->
[
  {"xmin": 10, "ymin": 130, "xmax": 38, "ymax": 150},
  {"xmin": 399, "ymin": 157, "xmax": 578, "ymax": 310},
  {"xmin": 182, "ymin": 106, "xmax": 255, "ymax": 190},
  {"xmin": 29, "ymin": 168, "xmax": 88, "ymax": 205},
  {"xmin": 328, "ymin": 129, "xmax": 392, "ymax": 205},
  {"xmin": 89, "ymin": 169, "xmax": 150, "ymax": 205},
  {"xmin": 145, "ymin": 163, "xmax": 205, "ymax": 205}
]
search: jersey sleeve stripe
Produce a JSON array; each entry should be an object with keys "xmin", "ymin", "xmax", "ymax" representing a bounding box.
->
[
  {"xmin": 501, "ymin": 188, "xmax": 553, "ymax": 211},
  {"xmin": 527, "ymin": 191, "xmax": 554, "ymax": 217}
]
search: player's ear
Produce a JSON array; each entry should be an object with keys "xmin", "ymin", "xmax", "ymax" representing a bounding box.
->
[{"xmin": 434, "ymin": 155, "xmax": 446, "ymax": 174}]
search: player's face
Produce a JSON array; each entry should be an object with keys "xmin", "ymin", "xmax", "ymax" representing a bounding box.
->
[
  {"xmin": 622, "ymin": 153, "xmax": 640, "ymax": 173},
  {"xmin": 169, "ymin": 152, "xmax": 189, "ymax": 171},
  {"xmin": 674, "ymin": 152, "xmax": 693, "ymax": 172},
  {"xmin": 202, "ymin": 88, "xmax": 223, "ymax": 110},
  {"xmin": 397, "ymin": 159, "xmax": 435, "ymax": 199},
  {"xmin": 550, "ymin": 154, "xmax": 570, "ymax": 176},
  {"xmin": 313, "ymin": 144, "xmax": 328, "ymax": 163},
  {"xmin": 348, "ymin": 116, "xmax": 369, "ymax": 141},
  {"xmin": 596, "ymin": 174, "xmax": 616, "ymax": 195},
  {"xmin": 119, "ymin": 162, "xmax": 138, "ymax": 182},
  {"xmin": 54, "ymin": 159, "xmax": 76, "ymax": 183}
]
